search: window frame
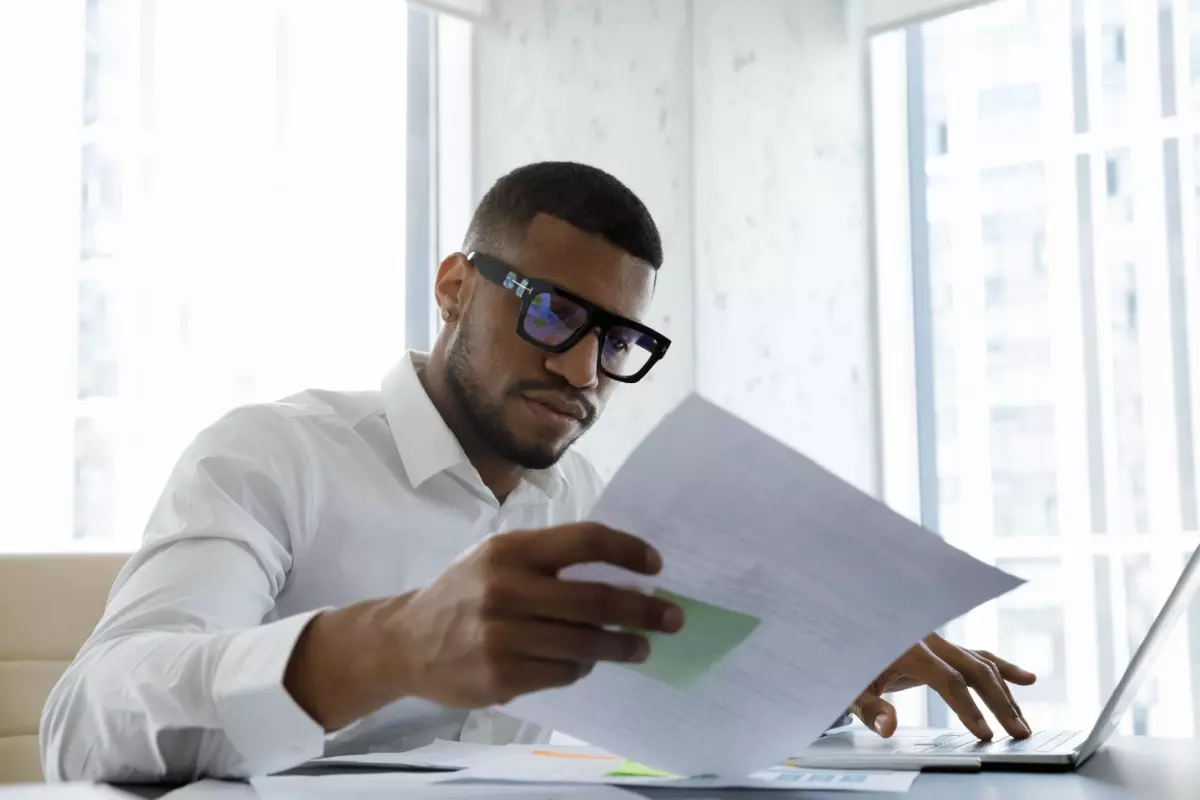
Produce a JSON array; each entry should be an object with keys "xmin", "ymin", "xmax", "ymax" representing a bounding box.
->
[
  {"xmin": 407, "ymin": 4, "xmax": 438, "ymax": 353},
  {"xmin": 0, "ymin": 0, "xmax": 473, "ymax": 554},
  {"xmin": 871, "ymin": 0, "xmax": 1200, "ymax": 735}
]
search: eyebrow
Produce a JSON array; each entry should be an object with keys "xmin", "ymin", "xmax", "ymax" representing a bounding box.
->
[{"xmin": 472, "ymin": 251, "xmax": 651, "ymax": 325}]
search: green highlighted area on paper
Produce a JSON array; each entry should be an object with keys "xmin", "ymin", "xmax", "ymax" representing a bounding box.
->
[
  {"xmin": 623, "ymin": 588, "xmax": 760, "ymax": 687},
  {"xmin": 606, "ymin": 759, "xmax": 718, "ymax": 781},
  {"xmin": 606, "ymin": 759, "xmax": 676, "ymax": 778}
]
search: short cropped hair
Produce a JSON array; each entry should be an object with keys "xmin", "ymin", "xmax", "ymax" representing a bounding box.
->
[{"xmin": 464, "ymin": 161, "xmax": 663, "ymax": 268}]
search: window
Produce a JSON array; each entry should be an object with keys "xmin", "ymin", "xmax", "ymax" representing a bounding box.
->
[
  {"xmin": 0, "ymin": 0, "xmax": 472, "ymax": 552},
  {"xmin": 873, "ymin": 0, "xmax": 1200, "ymax": 737}
]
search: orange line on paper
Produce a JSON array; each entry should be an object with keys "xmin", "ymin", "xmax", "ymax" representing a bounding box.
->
[{"xmin": 531, "ymin": 749, "xmax": 621, "ymax": 760}]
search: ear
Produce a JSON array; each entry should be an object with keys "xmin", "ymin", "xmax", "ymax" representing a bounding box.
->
[{"xmin": 434, "ymin": 252, "xmax": 473, "ymax": 321}]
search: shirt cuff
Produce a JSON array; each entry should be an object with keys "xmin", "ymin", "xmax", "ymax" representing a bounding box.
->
[{"xmin": 212, "ymin": 609, "xmax": 328, "ymax": 775}]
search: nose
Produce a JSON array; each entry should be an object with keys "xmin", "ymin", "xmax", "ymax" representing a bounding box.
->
[{"xmin": 544, "ymin": 329, "xmax": 601, "ymax": 389}]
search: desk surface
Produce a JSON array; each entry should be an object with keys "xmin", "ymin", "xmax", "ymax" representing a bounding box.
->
[
  {"xmin": 637, "ymin": 737, "xmax": 1199, "ymax": 800},
  {"xmin": 4, "ymin": 737, "xmax": 1196, "ymax": 800}
]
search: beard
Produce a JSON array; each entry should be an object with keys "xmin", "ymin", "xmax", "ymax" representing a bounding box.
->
[{"xmin": 444, "ymin": 313, "xmax": 589, "ymax": 470}]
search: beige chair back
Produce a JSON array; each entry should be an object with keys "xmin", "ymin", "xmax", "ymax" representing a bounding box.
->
[{"xmin": 0, "ymin": 554, "xmax": 125, "ymax": 784}]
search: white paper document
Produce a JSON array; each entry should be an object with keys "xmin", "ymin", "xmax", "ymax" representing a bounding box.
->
[
  {"xmin": 304, "ymin": 739, "xmax": 502, "ymax": 771},
  {"xmin": 504, "ymin": 394, "xmax": 1022, "ymax": 778},
  {"xmin": 442, "ymin": 744, "xmax": 919, "ymax": 792},
  {"xmin": 252, "ymin": 773, "xmax": 637, "ymax": 800}
]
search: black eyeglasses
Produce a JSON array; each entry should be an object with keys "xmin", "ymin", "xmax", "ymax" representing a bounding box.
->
[{"xmin": 467, "ymin": 252, "xmax": 670, "ymax": 383}]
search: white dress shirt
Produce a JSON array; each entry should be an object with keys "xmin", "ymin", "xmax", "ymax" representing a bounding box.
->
[{"xmin": 40, "ymin": 352, "xmax": 605, "ymax": 783}]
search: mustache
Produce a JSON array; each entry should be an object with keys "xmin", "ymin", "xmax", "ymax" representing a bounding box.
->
[{"xmin": 513, "ymin": 381, "xmax": 599, "ymax": 423}]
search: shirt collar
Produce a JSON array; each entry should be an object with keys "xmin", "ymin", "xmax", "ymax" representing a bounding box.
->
[{"xmin": 381, "ymin": 352, "xmax": 565, "ymax": 500}]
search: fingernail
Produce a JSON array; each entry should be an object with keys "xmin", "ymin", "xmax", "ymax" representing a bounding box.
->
[
  {"xmin": 872, "ymin": 717, "xmax": 888, "ymax": 736},
  {"xmin": 661, "ymin": 605, "xmax": 684, "ymax": 632},
  {"xmin": 1018, "ymin": 719, "xmax": 1032, "ymax": 737},
  {"xmin": 629, "ymin": 638, "xmax": 650, "ymax": 663}
]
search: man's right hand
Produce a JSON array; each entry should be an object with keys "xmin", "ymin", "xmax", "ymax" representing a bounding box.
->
[{"xmin": 284, "ymin": 523, "xmax": 682, "ymax": 729}]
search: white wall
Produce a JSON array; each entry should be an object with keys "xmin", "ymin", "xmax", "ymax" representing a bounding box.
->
[
  {"xmin": 472, "ymin": 0, "xmax": 696, "ymax": 479},
  {"xmin": 473, "ymin": 0, "xmax": 878, "ymax": 492},
  {"xmin": 692, "ymin": 0, "xmax": 878, "ymax": 492}
]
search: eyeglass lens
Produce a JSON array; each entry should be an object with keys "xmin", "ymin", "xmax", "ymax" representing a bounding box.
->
[{"xmin": 521, "ymin": 290, "xmax": 656, "ymax": 377}]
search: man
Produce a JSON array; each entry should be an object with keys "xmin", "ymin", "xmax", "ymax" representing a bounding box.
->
[{"xmin": 42, "ymin": 162, "xmax": 1035, "ymax": 783}]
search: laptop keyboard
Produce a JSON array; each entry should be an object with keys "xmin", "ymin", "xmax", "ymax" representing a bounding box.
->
[{"xmin": 904, "ymin": 729, "xmax": 1083, "ymax": 755}]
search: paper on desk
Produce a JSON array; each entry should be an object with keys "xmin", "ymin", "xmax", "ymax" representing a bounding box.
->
[
  {"xmin": 252, "ymin": 773, "xmax": 637, "ymax": 799},
  {"xmin": 505, "ymin": 394, "xmax": 1022, "ymax": 778},
  {"xmin": 441, "ymin": 744, "xmax": 919, "ymax": 792},
  {"xmin": 305, "ymin": 739, "xmax": 503, "ymax": 770}
]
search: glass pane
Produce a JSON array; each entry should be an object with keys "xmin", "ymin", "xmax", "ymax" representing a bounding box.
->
[
  {"xmin": 77, "ymin": 277, "xmax": 119, "ymax": 399},
  {"xmin": 80, "ymin": 143, "xmax": 121, "ymax": 260},
  {"xmin": 974, "ymin": 0, "xmax": 1042, "ymax": 154},
  {"xmin": 1104, "ymin": 554, "xmax": 1196, "ymax": 736},
  {"xmin": 0, "ymin": 0, "xmax": 430, "ymax": 552},
  {"xmin": 1122, "ymin": 555, "xmax": 1160, "ymax": 734},
  {"xmin": 926, "ymin": 170, "xmax": 960, "ymax": 534},
  {"xmin": 1093, "ymin": 553, "xmax": 1189, "ymax": 735},
  {"xmin": 1099, "ymin": 0, "xmax": 1130, "ymax": 129},
  {"xmin": 894, "ymin": 0, "xmax": 1200, "ymax": 739},
  {"xmin": 73, "ymin": 415, "xmax": 115, "ymax": 541},
  {"xmin": 980, "ymin": 163, "xmax": 1058, "ymax": 538},
  {"xmin": 1104, "ymin": 148, "xmax": 1150, "ymax": 535},
  {"xmin": 995, "ymin": 558, "xmax": 1070, "ymax": 729}
]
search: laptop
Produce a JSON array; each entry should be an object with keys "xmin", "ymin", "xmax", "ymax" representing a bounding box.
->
[{"xmin": 792, "ymin": 543, "xmax": 1200, "ymax": 771}]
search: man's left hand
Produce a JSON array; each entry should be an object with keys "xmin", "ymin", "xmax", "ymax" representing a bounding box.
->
[{"xmin": 851, "ymin": 633, "xmax": 1037, "ymax": 741}]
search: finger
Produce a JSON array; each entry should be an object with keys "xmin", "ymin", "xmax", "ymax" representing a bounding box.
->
[
  {"xmin": 497, "ymin": 575, "xmax": 683, "ymax": 633},
  {"xmin": 899, "ymin": 644, "xmax": 994, "ymax": 741},
  {"xmin": 975, "ymin": 649, "xmax": 1038, "ymax": 685},
  {"xmin": 979, "ymin": 653, "xmax": 1023, "ymax": 723},
  {"xmin": 927, "ymin": 641, "xmax": 1029, "ymax": 739},
  {"xmin": 489, "ymin": 618, "xmax": 651, "ymax": 664},
  {"xmin": 495, "ymin": 524, "xmax": 662, "ymax": 576},
  {"xmin": 963, "ymin": 653, "xmax": 1029, "ymax": 739},
  {"xmin": 879, "ymin": 674, "xmax": 923, "ymax": 693},
  {"xmin": 973, "ymin": 650, "xmax": 1032, "ymax": 738},
  {"xmin": 851, "ymin": 692, "xmax": 897, "ymax": 738}
]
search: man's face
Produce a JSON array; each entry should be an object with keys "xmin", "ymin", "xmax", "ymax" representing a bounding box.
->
[{"xmin": 441, "ymin": 214, "xmax": 656, "ymax": 469}]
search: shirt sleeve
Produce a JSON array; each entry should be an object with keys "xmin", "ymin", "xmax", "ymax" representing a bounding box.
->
[{"xmin": 40, "ymin": 406, "xmax": 328, "ymax": 783}]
